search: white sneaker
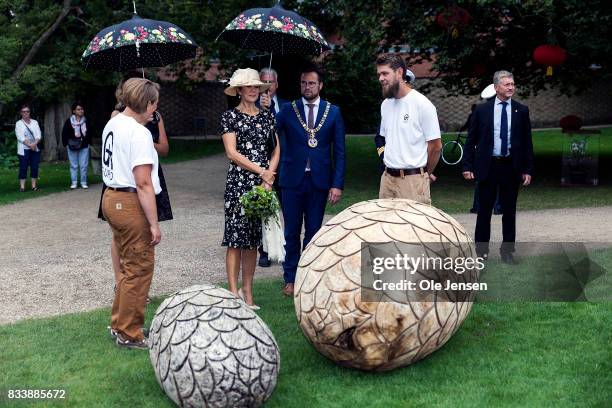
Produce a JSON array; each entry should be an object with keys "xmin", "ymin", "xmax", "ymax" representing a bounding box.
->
[
  {"xmin": 70, "ymin": 183, "xmax": 77, "ymax": 189},
  {"xmin": 81, "ymin": 184, "xmax": 88, "ymax": 189}
]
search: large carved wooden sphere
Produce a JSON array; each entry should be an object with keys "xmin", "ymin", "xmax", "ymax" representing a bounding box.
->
[
  {"xmin": 149, "ymin": 285, "xmax": 280, "ymax": 407},
  {"xmin": 295, "ymin": 199, "xmax": 478, "ymax": 371}
]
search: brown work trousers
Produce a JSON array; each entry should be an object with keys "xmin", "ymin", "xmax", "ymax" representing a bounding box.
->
[
  {"xmin": 379, "ymin": 170, "xmax": 432, "ymax": 205},
  {"xmin": 102, "ymin": 189, "xmax": 154, "ymax": 341}
]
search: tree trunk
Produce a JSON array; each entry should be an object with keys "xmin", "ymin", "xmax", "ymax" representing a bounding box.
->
[
  {"xmin": 43, "ymin": 101, "xmax": 71, "ymax": 162},
  {"xmin": 0, "ymin": 0, "xmax": 73, "ymax": 118}
]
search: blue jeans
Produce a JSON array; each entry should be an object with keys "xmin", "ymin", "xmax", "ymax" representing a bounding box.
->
[
  {"xmin": 18, "ymin": 150, "xmax": 40, "ymax": 179},
  {"xmin": 67, "ymin": 147, "xmax": 89, "ymax": 184}
]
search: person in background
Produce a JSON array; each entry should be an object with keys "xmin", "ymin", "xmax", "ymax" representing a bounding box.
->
[
  {"xmin": 220, "ymin": 68, "xmax": 280, "ymax": 309},
  {"xmin": 62, "ymin": 102, "xmax": 92, "ymax": 189},
  {"xmin": 257, "ymin": 67, "xmax": 288, "ymax": 267},
  {"xmin": 15, "ymin": 103, "xmax": 42, "ymax": 192},
  {"xmin": 102, "ymin": 78, "xmax": 162, "ymax": 349},
  {"xmin": 462, "ymin": 70, "xmax": 534, "ymax": 264},
  {"xmin": 468, "ymin": 86, "xmax": 503, "ymax": 215}
]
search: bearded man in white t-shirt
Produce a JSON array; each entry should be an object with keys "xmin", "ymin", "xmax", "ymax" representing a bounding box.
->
[{"xmin": 375, "ymin": 54, "xmax": 442, "ymax": 204}]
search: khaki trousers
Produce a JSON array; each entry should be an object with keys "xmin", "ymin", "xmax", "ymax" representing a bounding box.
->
[
  {"xmin": 379, "ymin": 170, "xmax": 432, "ymax": 205},
  {"xmin": 102, "ymin": 189, "xmax": 154, "ymax": 341}
]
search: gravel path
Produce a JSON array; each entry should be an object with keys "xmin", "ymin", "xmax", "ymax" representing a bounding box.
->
[{"xmin": 1, "ymin": 153, "xmax": 611, "ymax": 325}]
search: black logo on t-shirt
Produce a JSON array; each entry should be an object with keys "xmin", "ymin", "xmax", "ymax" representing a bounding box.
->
[
  {"xmin": 403, "ymin": 113, "xmax": 410, "ymax": 122},
  {"xmin": 103, "ymin": 131, "xmax": 113, "ymax": 179}
]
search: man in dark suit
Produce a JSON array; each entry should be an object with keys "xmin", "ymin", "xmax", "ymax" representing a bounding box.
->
[
  {"xmin": 462, "ymin": 70, "xmax": 534, "ymax": 264},
  {"xmin": 277, "ymin": 65, "xmax": 346, "ymax": 296},
  {"xmin": 259, "ymin": 68, "xmax": 289, "ymax": 117},
  {"xmin": 257, "ymin": 68, "xmax": 289, "ymax": 267}
]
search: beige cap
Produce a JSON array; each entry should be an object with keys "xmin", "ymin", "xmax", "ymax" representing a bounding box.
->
[{"xmin": 224, "ymin": 68, "xmax": 272, "ymax": 96}]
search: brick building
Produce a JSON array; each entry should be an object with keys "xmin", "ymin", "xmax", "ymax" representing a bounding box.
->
[{"xmin": 156, "ymin": 76, "xmax": 612, "ymax": 136}]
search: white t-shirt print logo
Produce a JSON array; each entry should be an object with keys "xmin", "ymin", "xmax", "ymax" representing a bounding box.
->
[{"xmin": 403, "ymin": 113, "xmax": 410, "ymax": 122}]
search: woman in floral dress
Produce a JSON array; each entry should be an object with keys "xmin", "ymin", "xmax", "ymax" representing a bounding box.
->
[{"xmin": 220, "ymin": 68, "xmax": 280, "ymax": 310}]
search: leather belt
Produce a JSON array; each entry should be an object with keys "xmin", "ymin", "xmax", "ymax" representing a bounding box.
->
[
  {"xmin": 107, "ymin": 186, "xmax": 137, "ymax": 193},
  {"xmin": 386, "ymin": 167, "xmax": 426, "ymax": 177},
  {"xmin": 493, "ymin": 155, "xmax": 512, "ymax": 162}
]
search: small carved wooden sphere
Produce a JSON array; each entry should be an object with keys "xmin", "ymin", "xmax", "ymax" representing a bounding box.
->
[
  {"xmin": 294, "ymin": 199, "xmax": 478, "ymax": 371},
  {"xmin": 149, "ymin": 285, "xmax": 280, "ymax": 407}
]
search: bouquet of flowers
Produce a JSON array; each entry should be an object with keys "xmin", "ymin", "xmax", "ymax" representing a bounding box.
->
[{"xmin": 240, "ymin": 185, "xmax": 285, "ymax": 262}]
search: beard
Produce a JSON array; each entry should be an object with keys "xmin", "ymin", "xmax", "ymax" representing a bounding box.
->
[
  {"xmin": 382, "ymin": 79, "xmax": 400, "ymax": 99},
  {"xmin": 302, "ymin": 90, "xmax": 319, "ymax": 102}
]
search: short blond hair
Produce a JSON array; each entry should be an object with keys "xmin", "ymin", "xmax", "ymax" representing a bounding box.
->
[{"xmin": 121, "ymin": 78, "xmax": 160, "ymax": 114}]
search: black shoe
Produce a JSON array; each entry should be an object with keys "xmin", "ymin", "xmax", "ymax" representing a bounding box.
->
[
  {"xmin": 258, "ymin": 254, "xmax": 271, "ymax": 267},
  {"xmin": 500, "ymin": 252, "xmax": 518, "ymax": 265}
]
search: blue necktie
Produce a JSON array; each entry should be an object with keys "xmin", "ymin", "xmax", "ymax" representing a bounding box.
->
[{"xmin": 500, "ymin": 101, "xmax": 508, "ymax": 156}]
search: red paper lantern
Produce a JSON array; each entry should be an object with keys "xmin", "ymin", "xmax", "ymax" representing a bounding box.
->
[
  {"xmin": 560, "ymin": 115, "xmax": 583, "ymax": 132},
  {"xmin": 533, "ymin": 44, "xmax": 567, "ymax": 76},
  {"xmin": 436, "ymin": 6, "xmax": 471, "ymax": 38},
  {"xmin": 472, "ymin": 63, "xmax": 486, "ymax": 76}
]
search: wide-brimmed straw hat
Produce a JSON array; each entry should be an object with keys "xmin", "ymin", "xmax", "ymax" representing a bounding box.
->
[{"xmin": 224, "ymin": 68, "xmax": 272, "ymax": 96}]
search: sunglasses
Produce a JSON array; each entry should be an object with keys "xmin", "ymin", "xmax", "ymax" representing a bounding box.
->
[{"xmin": 21, "ymin": 110, "xmax": 30, "ymax": 113}]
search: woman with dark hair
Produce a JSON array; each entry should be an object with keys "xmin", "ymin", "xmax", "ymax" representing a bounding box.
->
[
  {"xmin": 15, "ymin": 104, "xmax": 42, "ymax": 192},
  {"xmin": 62, "ymin": 102, "xmax": 92, "ymax": 189}
]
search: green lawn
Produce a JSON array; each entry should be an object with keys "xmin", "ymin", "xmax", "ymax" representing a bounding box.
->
[
  {"xmin": 0, "ymin": 278, "xmax": 610, "ymax": 407},
  {"xmin": 0, "ymin": 161, "xmax": 103, "ymax": 206},
  {"xmin": 330, "ymin": 127, "xmax": 612, "ymax": 215},
  {"xmin": 0, "ymin": 140, "xmax": 224, "ymax": 206},
  {"xmin": 3, "ymin": 130, "xmax": 610, "ymax": 213}
]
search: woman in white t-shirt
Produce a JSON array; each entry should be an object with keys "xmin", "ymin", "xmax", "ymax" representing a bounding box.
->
[
  {"xmin": 15, "ymin": 104, "xmax": 42, "ymax": 192},
  {"xmin": 101, "ymin": 78, "xmax": 161, "ymax": 349}
]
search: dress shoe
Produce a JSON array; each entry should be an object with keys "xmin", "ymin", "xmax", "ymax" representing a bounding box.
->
[
  {"xmin": 258, "ymin": 253, "xmax": 271, "ymax": 267},
  {"xmin": 282, "ymin": 283, "xmax": 294, "ymax": 297},
  {"xmin": 477, "ymin": 252, "xmax": 489, "ymax": 261},
  {"xmin": 500, "ymin": 252, "xmax": 518, "ymax": 265}
]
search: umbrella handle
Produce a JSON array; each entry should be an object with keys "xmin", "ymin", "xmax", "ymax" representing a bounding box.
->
[
  {"xmin": 133, "ymin": 0, "xmax": 137, "ymax": 14},
  {"xmin": 268, "ymin": 52, "xmax": 273, "ymax": 71}
]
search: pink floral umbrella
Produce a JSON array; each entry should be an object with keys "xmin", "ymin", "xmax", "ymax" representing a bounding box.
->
[
  {"xmin": 216, "ymin": 1, "xmax": 330, "ymax": 57},
  {"xmin": 82, "ymin": 12, "xmax": 197, "ymax": 71}
]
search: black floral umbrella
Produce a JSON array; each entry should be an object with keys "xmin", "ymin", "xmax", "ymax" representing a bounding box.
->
[
  {"xmin": 216, "ymin": 1, "xmax": 330, "ymax": 57},
  {"xmin": 82, "ymin": 9, "xmax": 197, "ymax": 71}
]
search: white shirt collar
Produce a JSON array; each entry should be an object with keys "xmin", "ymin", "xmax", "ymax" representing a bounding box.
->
[
  {"xmin": 495, "ymin": 96, "xmax": 511, "ymax": 106},
  {"xmin": 302, "ymin": 97, "xmax": 320, "ymax": 107}
]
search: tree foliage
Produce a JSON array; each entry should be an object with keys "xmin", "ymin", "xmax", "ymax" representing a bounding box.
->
[
  {"xmin": 0, "ymin": 0, "xmax": 258, "ymax": 119},
  {"xmin": 382, "ymin": 0, "xmax": 612, "ymax": 97},
  {"xmin": 281, "ymin": 0, "xmax": 611, "ymax": 131},
  {"xmin": 0, "ymin": 0, "xmax": 609, "ymax": 132}
]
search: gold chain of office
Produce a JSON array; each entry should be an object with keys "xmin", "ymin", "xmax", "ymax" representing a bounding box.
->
[{"xmin": 292, "ymin": 101, "xmax": 331, "ymax": 148}]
